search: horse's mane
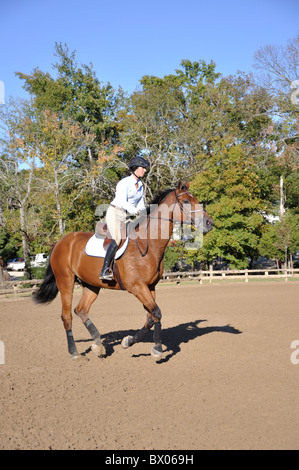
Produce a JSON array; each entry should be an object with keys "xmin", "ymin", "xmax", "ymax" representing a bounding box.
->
[
  {"xmin": 132, "ymin": 187, "xmax": 174, "ymax": 229},
  {"xmin": 147, "ymin": 188, "xmax": 174, "ymax": 209}
]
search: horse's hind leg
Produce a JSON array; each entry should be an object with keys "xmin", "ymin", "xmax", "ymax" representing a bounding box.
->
[
  {"xmin": 74, "ymin": 286, "xmax": 105, "ymax": 357},
  {"xmin": 56, "ymin": 274, "xmax": 80, "ymax": 359}
]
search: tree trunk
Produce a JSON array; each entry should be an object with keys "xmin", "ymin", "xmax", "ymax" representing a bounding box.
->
[{"xmin": 20, "ymin": 205, "xmax": 32, "ymax": 279}]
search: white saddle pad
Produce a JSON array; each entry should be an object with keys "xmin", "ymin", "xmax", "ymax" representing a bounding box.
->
[{"xmin": 85, "ymin": 234, "xmax": 129, "ymax": 259}]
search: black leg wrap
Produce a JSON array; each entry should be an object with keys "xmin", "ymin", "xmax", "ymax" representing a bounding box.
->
[
  {"xmin": 132, "ymin": 326, "xmax": 148, "ymax": 344},
  {"xmin": 147, "ymin": 316, "xmax": 155, "ymax": 329},
  {"xmin": 153, "ymin": 321, "xmax": 162, "ymax": 344},
  {"xmin": 66, "ymin": 329, "xmax": 78, "ymax": 356},
  {"xmin": 152, "ymin": 305, "xmax": 162, "ymax": 321},
  {"xmin": 84, "ymin": 318, "xmax": 101, "ymax": 340}
]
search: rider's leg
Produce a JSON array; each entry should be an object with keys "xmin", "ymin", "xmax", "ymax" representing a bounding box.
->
[
  {"xmin": 99, "ymin": 239, "xmax": 118, "ymax": 280},
  {"xmin": 99, "ymin": 206, "xmax": 124, "ymax": 280}
]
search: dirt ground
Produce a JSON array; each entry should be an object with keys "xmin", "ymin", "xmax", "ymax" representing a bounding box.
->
[{"xmin": 0, "ymin": 282, "xmax": 299, "ymax": 450}]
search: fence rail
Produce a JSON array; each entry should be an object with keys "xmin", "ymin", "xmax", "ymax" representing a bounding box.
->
[
  {"xmin": 0, "ymin": 278, "xmax": 43, "ymax": 296},
  {"xmin": 161, "ymin": 267, "xmax": 299, "ymax": 284},
  {"xmin": 0, "ymin": 267, "xmax": 299, "ymax": 297}
]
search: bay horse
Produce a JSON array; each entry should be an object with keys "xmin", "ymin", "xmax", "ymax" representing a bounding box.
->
[{"xmin": 33, "ymin": 181, "xmax": 214, "ymax": 360}]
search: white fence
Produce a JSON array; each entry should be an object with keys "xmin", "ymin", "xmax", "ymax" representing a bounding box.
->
[
  {"xmin": 161, "ymin": 267, "xmax": 299, "ymax": 284},
  {"xmin": 0, "ymin": 278, "xmax": 42, "ymax": 296}
]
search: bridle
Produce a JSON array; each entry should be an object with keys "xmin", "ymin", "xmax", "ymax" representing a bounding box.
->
[
  {"xmin": 131, "ymin": 189, "xmax": 205, "ymax": 256},
  {"xmin": 173, "ymin": 189, "xmax": 205, "ymax": 225}
]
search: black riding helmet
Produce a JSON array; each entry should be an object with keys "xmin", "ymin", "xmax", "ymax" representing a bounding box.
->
[{"xmin": 129, "ymin": 156, "xmax": 149, "ymax": 171}]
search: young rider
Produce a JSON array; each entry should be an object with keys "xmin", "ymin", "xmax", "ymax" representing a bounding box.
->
[{"xmin": 99, "ymin": 156, "xmax": 149, "ymax": 280}]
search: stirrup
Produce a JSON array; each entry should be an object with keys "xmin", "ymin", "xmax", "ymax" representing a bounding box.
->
[{"xmin": 100, "ymin": 267, "xmax": 113, "ymax": 280}]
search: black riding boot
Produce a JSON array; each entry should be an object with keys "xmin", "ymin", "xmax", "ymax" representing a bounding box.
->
[{"xmin": 99, "ymin": 240, "xmax": 118, "ymax": 280}]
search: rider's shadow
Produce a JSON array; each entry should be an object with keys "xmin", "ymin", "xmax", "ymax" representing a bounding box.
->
[{"xmin": 101, "ymin": 319, "xmax": 242, "ymax": 363}]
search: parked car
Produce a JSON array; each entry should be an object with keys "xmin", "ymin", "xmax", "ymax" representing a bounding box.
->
[
  {"xmin": 6, "ymin": 258, "xmax": 25, "ymax": 271},
  {"xmin": 31, "ymin": 253, "xmax": 48, "ymax": 267},
  {"xmin": 6, "ymin": 253, "xmax": 48, "ymax": 272}
]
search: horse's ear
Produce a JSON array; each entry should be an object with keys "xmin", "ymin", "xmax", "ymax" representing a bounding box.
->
[{"xmin": 177, "ymin": 180, "xmax": 189, "ymax": 191}]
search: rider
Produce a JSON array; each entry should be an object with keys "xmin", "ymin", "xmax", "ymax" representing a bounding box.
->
[{"xmin": 99, "ymin": 156, "xmax": 149, "ymax": 280}]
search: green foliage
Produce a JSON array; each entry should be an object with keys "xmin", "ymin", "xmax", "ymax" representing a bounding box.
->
[
  {"xmin": 0, "ymin": 226, "xmax": 23, "ymax": 262},
  {"xmin": 16, "ymin": 43, "xmax": 119, "ymax": 145},
  {"xmin": 163, "ymin": 241, "xmax": 187, "ymax": 272},
  {"xmin": 28, "ymin": 266, "xmax": 47, "ymax": 280},
  {"xmin": 259, "ymin": 212, "xmax": 299, "ymax": 262},
  {"xmin": 190, "ymin": 144, "xmax": 266, "ymax": 268}
]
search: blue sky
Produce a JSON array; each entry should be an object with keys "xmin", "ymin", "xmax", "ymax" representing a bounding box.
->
[{"xmin": 1, "ymin": 0, "xmax": 298, "ymax": 101}]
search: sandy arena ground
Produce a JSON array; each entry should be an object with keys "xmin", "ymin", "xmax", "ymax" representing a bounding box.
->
[{"xmin": 0, "ymin": 282, "xmax": 298, "ymax": 450}]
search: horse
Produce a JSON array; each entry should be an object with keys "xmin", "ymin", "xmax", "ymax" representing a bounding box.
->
[{"xmin": 33, "ymin": 181, "xmax": 214, "ymax": 360}]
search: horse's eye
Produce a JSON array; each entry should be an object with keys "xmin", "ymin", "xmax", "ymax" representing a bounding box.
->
[{"xmin": 183, "ymin": 200, "xmax": 189, "ymax": 204}]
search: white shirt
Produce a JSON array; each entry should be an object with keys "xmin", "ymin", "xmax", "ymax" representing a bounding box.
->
[{"xmin": 111, "ymin": 174, "xmax": 146, "ymax": 215}]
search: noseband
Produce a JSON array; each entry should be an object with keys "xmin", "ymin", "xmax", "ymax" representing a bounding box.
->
[{"xmin": 173, "ymin": 190, "xmax": 205, "ymax": 224}]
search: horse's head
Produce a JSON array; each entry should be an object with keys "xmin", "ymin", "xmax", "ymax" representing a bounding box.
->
[{"xmin": 173, "ymin": 180, "xmax": 214, "ymax": 234}]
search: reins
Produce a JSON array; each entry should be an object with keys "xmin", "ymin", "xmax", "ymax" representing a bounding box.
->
[
  {"xmin": 131, "ymin": 189, "xmax": 201, "ymax": 257},
  {"xmin": 132, "ymin": 217, "xmax": 150, "ymax": 257}
]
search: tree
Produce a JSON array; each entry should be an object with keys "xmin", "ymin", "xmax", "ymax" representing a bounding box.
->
[
  {"xmin": 31, "ymin": 109, "xmax": 96, "ymax": 237},
  {"xmin": 191, "ymin": 144, "xmax": 266, "ymax": 268},
  {"xmin": 254, "ymin": 33, "xmax": 299, "ymax": 107},
  {"xmin": 259, "ymin": 212, "xmax": 299, "ymax": 267},
  {"xmin": 254, "ymin": 34, "xmax": 299, "ymax": 214},
  {"xmin": 0, "ymin": 100, "xmax": 99, "ymax": 268},
  {"xmin": 183, "ymin": 70, "xmax": 275, "ymax": 269},
  {"xmin": 119, "ymin": 59, "xmax": 221, "ymax": 197},
  {"xmin": 15, "ymin": 43, "xmax": 126, "ymax": 220},
  {"xmin": 16, "ymin": 42, "xmax": 122, "ymax": 161},
  {"xmin": 120, "ymin": 61, "xmax": 280, "ymax": 269},
  {"xmin": 0, "ymin": 98, "xmax": 38, "ymax": 276}
]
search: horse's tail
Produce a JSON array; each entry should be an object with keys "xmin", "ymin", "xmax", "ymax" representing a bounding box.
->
[{"xmin": 33, "ymin": 260, "xmax": 58, "ymax": 304}]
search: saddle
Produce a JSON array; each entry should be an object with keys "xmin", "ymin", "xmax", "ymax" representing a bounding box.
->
[
  {"xmin": 95, "ymin": 222, "xmax": 112, "ymax": 249},
  {"xmin": 95, "ymin": 221, "xmax": 129, "ymax": 249},
  {"xmin": 95, "ymin": 222, "xmax": 110, "ymax": 237}
]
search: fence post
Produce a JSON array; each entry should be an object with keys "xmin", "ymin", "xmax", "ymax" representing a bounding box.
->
[
  {"xmin": 209, "ymin": 265, "xmax": 213, "ymax": 284},
  {"xmin": 245, "ymin": 269, "xmax": 248, "ymax": 283}
]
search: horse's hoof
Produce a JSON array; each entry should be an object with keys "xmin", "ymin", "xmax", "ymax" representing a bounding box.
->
[
  {"xmin": 151, "ymin": 344, "xmax": 163, "ymax": 360},
  {"xmin": 121, "ymin": 335, "xmax": 133, "ymax": 349},
  {"xmin": 91, "ymin": 341, "xmax": 106, "ymax": 357},
  {"xmin": 71, "ymin": 354, "xmax": 81, "ymax": 361}
]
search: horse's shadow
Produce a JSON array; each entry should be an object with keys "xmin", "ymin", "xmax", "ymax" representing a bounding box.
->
[{"xmin": 78, "ymin": 319, "xmax": 242, "ymax": 363}]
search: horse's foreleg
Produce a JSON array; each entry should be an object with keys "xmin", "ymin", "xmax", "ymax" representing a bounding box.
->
[
  {"xmin": 123, "ymin": 285, "xmax": 163, "ymax": 360},
  {"xmin": 66, "ymin": 329, "xmax": 79, "ymax": 359},
  {"xmin": 122, "ymin": 311, "xmax": 155, "ymax": 348},
  {"xmin": 146, "ymin": 288, "xmax": 163, "ymax": 356},
  {"xmin": 74, "ymin": 286, "xmax": 105, "ymax": 357},
  {"xmin": 148, "ymin": 306, "xmax": 161, "ymax": 360}
]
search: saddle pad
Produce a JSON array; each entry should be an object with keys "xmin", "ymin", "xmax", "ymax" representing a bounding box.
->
[{"xmin": 85, "ymin": 234, "xmax": 129, "ymax": 259}]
